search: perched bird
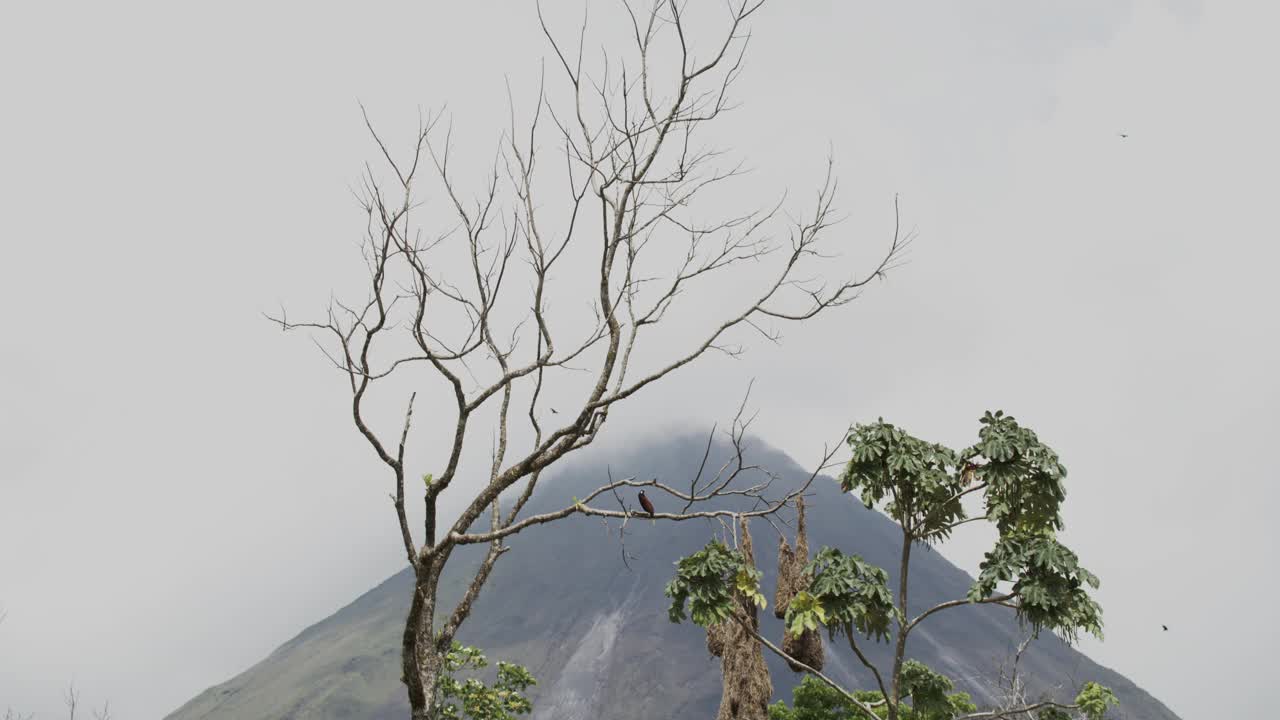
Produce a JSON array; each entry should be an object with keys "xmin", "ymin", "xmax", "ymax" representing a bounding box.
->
[{"xmin": 637, "ymin": 490, "xmax": 656, "ymax": 525}]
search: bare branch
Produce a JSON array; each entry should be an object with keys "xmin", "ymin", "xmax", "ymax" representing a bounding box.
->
[
  {"xmin": 846, "ymin": 633, "xmax": 891, "ymax": 709},
  {"xmin": 906, "ymin": 592, "xmax": 1020, "ymax": 635},
  {"xmin": 956, "ymin": 700, "xmax": 1080, "ymax": 720},
  {"xmin": 393, "ymin": 393, "xmax": 418, "ymax": 566},
  {"xmin": 63, "ymin": 683, "xmax": 78, "ymax": 720},
  {"xmin": 730, "ymin": 614, "xmax": 882, "ymax": 720},
  {"xmin": 454, "ymin": 428, "xmax": 840, "ymax": 546}
]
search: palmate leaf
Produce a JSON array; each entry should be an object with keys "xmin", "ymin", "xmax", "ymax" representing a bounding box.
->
[
  {"xmin": 1075, "ymin": 682, "xmax": 1119, "ymax": 720},
  {"xmin": 899, "ymin": 660, "xmax": 957, "ymax": 717},
  {"xmin": 962, "ymin": 411, "xmax": 1067, "ymax": 536},
  {"xmin": 789, "ymin": 547, "xmax": 897, "ymax": 643},
  {"xmin": 785, "ymin": 591, "xmax": 828, "ymax": 635},
  {"xmin": 971, "ymin": 530, "xmax": 1104, "ymax": 644},
  {"xmin": 666, "ymin": 540, "xmax": 765, "ymax": 626},
  {"xmin": 840, "ymin": 419, "xmax": 967, "ymax": 539}
]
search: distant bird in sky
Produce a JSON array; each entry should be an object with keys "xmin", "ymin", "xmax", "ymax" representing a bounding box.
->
[
  {"xmin": 638, "ymin": 490, "xmax": 656, "ymax": 525},
  {"xmin": 1118, "ymin": 133, "xmax": 1129, "ymax": 139},
  {"xmin": 1162, "ymin": 624, "xmax": 1168, "ymax": 631},
  {"xmin": 550, "ymin": 408, "xmax": 558, "ymax": 414}
]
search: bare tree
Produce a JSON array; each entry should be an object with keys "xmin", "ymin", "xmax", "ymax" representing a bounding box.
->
[
  {"xmin": 63, "ymin": 683, "xmax": 77, "ymax": 720},
  {"xmin": 988, "ymin": 636, "xmax": 1041, "ymax": 717},
  {"xmin": 271, "ymin": 1, "xmax": 904, "ymax": 717},
  {"xmin": 1, "ymin": 680, "xmax": 108, "ymax": 720},
  {"xmin": 0, "ymin": 610, "xmax": 28, "ymax": 720},
  {"xmin": 973, "ymin": 637, "xmax": 1086, "ymax": 720},
  {"xmin": 1, "ymin": 615, "xmax": 110, "ymax": 720}
]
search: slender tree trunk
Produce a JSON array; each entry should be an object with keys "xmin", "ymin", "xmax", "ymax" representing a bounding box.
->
[
  {"xmin": 887, "ymin": 526, "xmax": 913, "ymax": 720},
  {"xmin": 402, "ymin": 566, "xmax": 442, "ymax": 719}
]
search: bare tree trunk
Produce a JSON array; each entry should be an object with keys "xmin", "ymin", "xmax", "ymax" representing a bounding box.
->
[
  {"xmin": 413, "ymin": 647, "xmax": 445, "ymax": 720},
  {"xmin": 402, "ymin": 565, "xmax": 443, "ymax": 719},
  {"xmin": 401, "ymin": 581, "xmax": 429, "ymax": 717}
]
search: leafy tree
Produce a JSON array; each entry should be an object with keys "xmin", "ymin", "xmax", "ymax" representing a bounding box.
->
[
  {"xmin": 671, "ymin": 411, "xmax": 1119, "ymax": 720},
  {"xmin": 768, "ymin": 676, "xmax": 974, "ymax": 720},
  {"xmin": 436, "ymin": 642, "xmax": 536, "ymax": 720}
]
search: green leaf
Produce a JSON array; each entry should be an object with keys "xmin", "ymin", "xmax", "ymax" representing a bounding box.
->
[
  {"xmin": 666, "ymin": 540, "xmax": 762, "ymax": 628},
  {"xmin": 436, "ymin": 644, "xmax": 536, "ymax": 720},
  {"xmin": 1075, "ymin": 682, "xmax": 1119, "ymax": 720},
  {"xmin": 787, "ymin": 547, "xmax": 896, "ymax": 643}
]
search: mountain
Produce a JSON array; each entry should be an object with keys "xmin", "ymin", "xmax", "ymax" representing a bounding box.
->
[{"xmin": 167, "ymin": 434, "xmax": 1179, "ymax": 720}]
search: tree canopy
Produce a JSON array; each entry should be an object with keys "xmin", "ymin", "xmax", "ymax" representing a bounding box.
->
[{"xmin": 669, "ymin": 411, "xmax": 1117, "ymax": 720}]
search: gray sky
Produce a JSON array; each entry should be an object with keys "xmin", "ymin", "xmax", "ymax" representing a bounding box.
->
[{"xmin": 2, "ymin": 1, "xmax": 1275, "ymax": 718}]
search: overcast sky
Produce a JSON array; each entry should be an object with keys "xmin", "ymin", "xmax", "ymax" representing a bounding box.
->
[{"xmin": 2, "ymin": 1, "xmax": 1276, "ymax": 718}]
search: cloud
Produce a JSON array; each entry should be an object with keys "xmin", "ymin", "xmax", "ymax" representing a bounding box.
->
[{"xmin": 1, "ymin": 2, "xmax": 1272, "ymax": 718}]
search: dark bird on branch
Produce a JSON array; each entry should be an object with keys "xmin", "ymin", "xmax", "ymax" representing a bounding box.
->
[{"xmin": 638, "ymin": 490, "xmax": 656, "ymax": 525}]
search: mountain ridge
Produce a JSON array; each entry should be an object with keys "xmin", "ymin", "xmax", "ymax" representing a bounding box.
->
[{"xmin": 167, "ymin": 433, "xmax": 1179, "ymax": 720}]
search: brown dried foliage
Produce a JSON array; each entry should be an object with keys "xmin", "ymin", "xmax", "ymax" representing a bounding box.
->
[
  {"xmin": 708, "ymin": 517, "xmax": 773, "ymax": 720},
  {"xmin": 775, "ymin": 497, "xmax": 823, "ymax": 671},
  {"xmin": 774, "ymin": 536, "xmax": 798, "ymax": 620},
  {"xmin": 782, "ymin": 624, "xmax": 824, "ymax": 673}
]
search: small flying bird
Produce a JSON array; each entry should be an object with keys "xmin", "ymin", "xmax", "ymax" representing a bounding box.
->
[
  {"xmin": 1118, "ymin": 133, "xmax": 1129, "ymax": 139},
  {"xmin": 637, "ymin": 490, "xmax": 656, "ymax": 525},
  {"xmin": 549, "ymin": 408, "xmax": 558, "ymax": 414},
  {"xmin": 1162, "ymin": 624, "xmax": 1168, "ymax": 631}
]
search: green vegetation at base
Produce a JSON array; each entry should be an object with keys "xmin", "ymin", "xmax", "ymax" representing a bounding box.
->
[
  {"xmin": 769, "ymin": 675, "xmax": 975, "ymax": 720},
  {"xmin": 436, "ymin": 642, "xmax": 535, "ymax": 720}
]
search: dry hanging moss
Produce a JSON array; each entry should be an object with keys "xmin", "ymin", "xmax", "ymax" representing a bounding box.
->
[
  {"xmin": 775, "ymin": 497, "xmax": 824, "ymax": 672},
  {"xmin": 707, "ymin": 615, "xmax": 728, "ymax": 657},
  {"xmin": 794, "ymin": 496, "xmax": 810, "ymax": 574},
  {"xmin": 707, "ymin": 516, "xmax": 773, "ymax": 720},
  {"xmin": 774, "ymin": 536, "xmax": 798, "ymax": 620},
  {"xmin": 782, "ymin": 624, "xmax": 824, "ymax": 672},
  {"xmin": 774, "ymin": 496, "xmax": 811, "ymax": 618}
]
